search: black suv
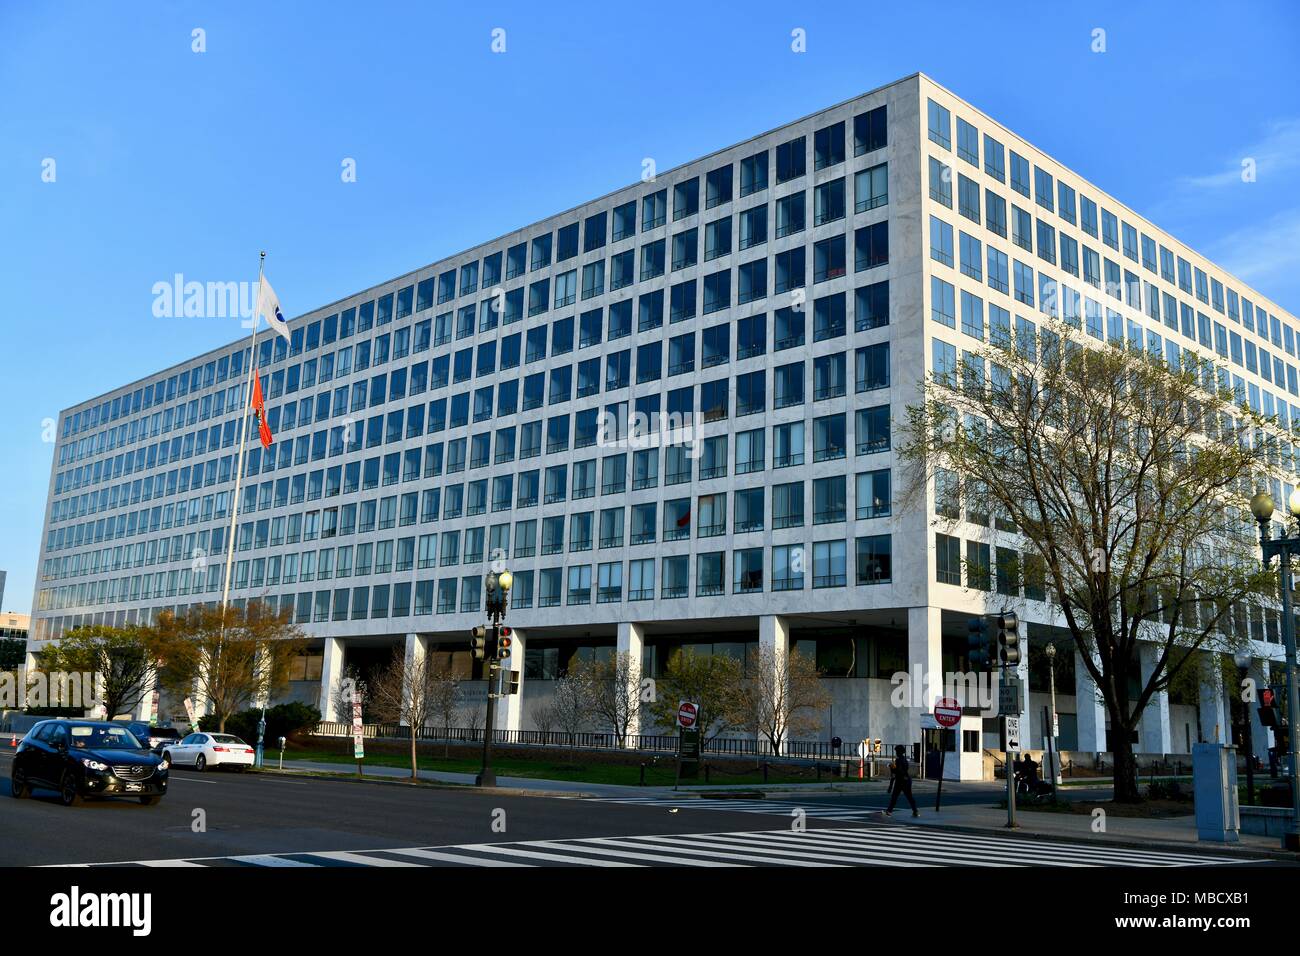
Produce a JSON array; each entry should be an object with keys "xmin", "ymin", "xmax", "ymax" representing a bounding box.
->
[
  {"xmin": 10, "ymin": 720, "xmax": 169, "ymax": 806},
  {"xmin": 122, "ymin": 722, "xmax": 182, "ymax": 754}
]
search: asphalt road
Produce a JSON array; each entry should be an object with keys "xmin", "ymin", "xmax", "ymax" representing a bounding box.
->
[{"xmin": 0, "ymin": 751, "xmax": 875, "ymax": 866}]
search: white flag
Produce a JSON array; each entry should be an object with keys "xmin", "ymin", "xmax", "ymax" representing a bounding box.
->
[{"xmin": 257, "ymin": 277, "xmax": 291, "ymax": 343}]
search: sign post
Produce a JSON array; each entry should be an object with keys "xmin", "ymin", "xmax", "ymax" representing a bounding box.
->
[
  {"xmin": 933, "ymin": 697, "xmax": 962, "ymax": 811},
  {"xmin": 351, "ymin": 694, "xmax": 365, "ymax": 778},
  {"xmin": 675, "ymin": 701, "xmax": 701, "ymax": 786}
]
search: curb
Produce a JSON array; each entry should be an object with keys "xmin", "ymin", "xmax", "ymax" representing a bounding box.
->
[{"xmin": 254, "ymin": 767, "xmax": 597, "ymax": 800}]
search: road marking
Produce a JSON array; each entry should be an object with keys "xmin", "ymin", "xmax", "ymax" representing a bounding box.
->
[{"xmin": 45, "ymin": 825, "xmax": 1257, "ymax": 868}]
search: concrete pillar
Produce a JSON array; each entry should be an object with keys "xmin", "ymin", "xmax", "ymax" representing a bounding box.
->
[
  {"xmin": 496, "ymin": 628, "xmax": 527, "ymax": 734},
  {"xmin": 1075, "ymin": 650, "xmax": 1107, "ymax": 753},
  {"xmin": 1138, "ymin": 642, "xmax": 1172, "ymax": 755},
  {"xmin": 758, "ymin": 615, "xmax": 790, "ymax": 754},
  {"xmin": 616, "ymin": 621, "xmax": 646, "ymax": 744},
  {"xmin": 905, "ymin": 606, "xmax": 942, "ymax": 744},
  {"xmin": 319, "ymin": 637, "xmax": 345, "ymax": 722},
  {"xmin": 401, "ymin": 633, "xmax": 429, "ymax": 727},
  {"xmin": 1197, "ymin": 655, "xmax": 1227, "ymax": 744}
]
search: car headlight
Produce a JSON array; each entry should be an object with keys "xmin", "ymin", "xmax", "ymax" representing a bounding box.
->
[
  {"xmin": 158, "ymin": 759, "xmax": 170, "ymax": 771},
  {"xmin": 81, "ymin": 758, "xmax": 109, "ymax": 772}
]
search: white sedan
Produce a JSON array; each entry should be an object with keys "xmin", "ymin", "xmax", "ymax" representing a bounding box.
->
[{"xmin": 163, "ymin": 732, "xmax": 256, "ymax": 771}]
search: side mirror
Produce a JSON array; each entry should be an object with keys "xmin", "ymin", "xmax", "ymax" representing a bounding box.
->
[{"xmin": 56, "ymin": 741, "xmax": 68, "ymax": 753}]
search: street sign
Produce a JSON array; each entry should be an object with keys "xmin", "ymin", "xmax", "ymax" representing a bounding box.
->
[
  {"xmin": 858, "ymin": 739, "xmax": 870, "ymax": 759},
  {"xmin": 999, "ymin": 676, "xmax": 1023, "ymax": 715},
  {"xmin": 351, "ymin": 697, "xmax": 365, "ymax": 760},
  {"xmin": 676, "ymin": 700, "xmax": 699, "ymax": 729},
  {"xmin": 677, "ymin": 727, "xmax": 701, "ymax": 781},
  {"xmin": 1051, "ymin": 711, "xmax": 1060, "ymax": 738},
  {"xmin": 934, "ymin": 697, "xmax": 962, "ymax": 728},
  {"xmin": 1002, "ymin": 715, "xmax": 1022, "ymax": 752}
]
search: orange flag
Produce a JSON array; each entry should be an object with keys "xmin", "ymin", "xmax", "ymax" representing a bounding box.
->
[{"xmin": 251, "ymin": 374, "xmax": 273, "ymax": 449}]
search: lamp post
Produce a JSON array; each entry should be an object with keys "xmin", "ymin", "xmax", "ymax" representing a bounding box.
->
[
  {"xmin": 1045, "ymin": 642, "xmax": 1061, "ymax": 785},
  {"xmin": 1249, "ymin": 489, "xmax": 1300, "ymax": 850},
  {"xmin": 475, "ymin": 568, "xmax": 513, "ymax": 788},
  {"xmin": 1234, "ymin": 650, "xmax": 1256, "ymax": 806}
]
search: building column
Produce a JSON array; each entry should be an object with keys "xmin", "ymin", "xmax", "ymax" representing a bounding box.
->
[
  {"xmin": 401, "ymin": 633, "xmax": 428, "ymax": 727},
  {"xmin": 319, "ymin": 637, "xmax": 345, "ymax": 723},
  {"xmin": 1138, "ymin": 642, "xmax": 1172, "ymax": 755},
  {"xmin": 906, "ymin": 606, "xmax": 942, "ymax": 744},
  {"xmin": 496, "ymin": 628, "xmax": 527, "ymax": 735},
  {"xmin": 616, "ymin": 621, "xmax": 645, "ymax": 745},
  {"xmin": 1197, "ymin": 654, "xmax": 1227, "ymax": 744},
  {"xmin": 1075, "ymin": 650, "xmax": 1107, "ymax": 753},
  {"xmin": 758, "ymin": 615, "xmax": 790, "ymax": 754}
]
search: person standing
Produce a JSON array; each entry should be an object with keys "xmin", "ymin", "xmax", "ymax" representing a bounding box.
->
[{"xmin": 885, "ymin": 744, "xmax": 919, "ymax": 817}]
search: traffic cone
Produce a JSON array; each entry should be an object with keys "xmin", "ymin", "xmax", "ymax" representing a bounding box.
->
[{"xmin": 9, "ymin": 734, "xmax": 16, "ymax": 748}]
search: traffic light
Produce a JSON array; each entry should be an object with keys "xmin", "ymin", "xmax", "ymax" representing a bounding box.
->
[
  {"xmin": 497, "ymin": 627, "xmax": 513, "ymax": 662},
  {"xmin": 1260, "ymin": 687, "xmax": 1280, "ymax": 727},
  {"xmin": 501, "ymin": 670, "xmax": 521, "ymax": 696},
  {"xmin": 470, "ymin": 625, "xmax": 488, "ymax": 660},
  {"xmin": 996, "ymin": 611, "xmax": 1021, "ymax": 666},
  {"xmin": 967, "ymin": 617, "xmax": 993, "ymax": 670}
]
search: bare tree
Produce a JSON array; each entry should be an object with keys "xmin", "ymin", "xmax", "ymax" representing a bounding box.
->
[
  {"xmin": 549, "ymin": 671, "xmax": 594, "ymax": 745},
  {"xmin": 426, "ymin": 662, "xmax": 461, "ymax": 757},
  {"xmin": 899, "ymin": 320, "xmax": 1271, "ymax": 801},
  {"xmin": 155, "ymin": 601, "xmax": 306, "ymax": 732},
  {"xmin": 530, "ymin": 701, "xmax": 558, "ymax": 737},
  {"xmin": 731, "ymin": 645, "xmax": 831, "ymax": 755},
  {"xmin": 578, "ymin": 652, "xmax": 644, "ymax": 747},
  {"xmin": 367, "ymin": 647, "xmax": 447, "ymax": 779}
]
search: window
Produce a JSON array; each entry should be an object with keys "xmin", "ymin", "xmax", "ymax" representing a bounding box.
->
[
  {"xmin": 706, "ymin": 164, "xmax": 733, "ymax": 209},
  {"xmin": 813, "ymin": 540, "xmax": 846, "ymax": 588},
  {"xmin": 929, "ymin": 215, "xmax": 953, "ymax": 267},
  {"xmin": 927, "ymin": 99, "xmax": 951, "ymax": 149},
  {"xmin": 957, "ymin": 174, "xmax": 980, "ymax": 223},
  {"xmin": 1010, "ymin": 150, "xmax": 1030, "ymax": 197},
  {"xmin": 956, "ymin": 117, "xmax": 979, "ymax": 166},
  {"xmin": 936, "ymin": 533, "xmax": 961, "ymax": 585},
  {"xmin": 673, "ymin": 177, "xmax": 699, "ymax": 221},
  {"xmin": 855, "ymin": 222, "xmax": 888, "ymax": 271},
  {"xmin": 775, "ymin": 192, "xmax": 805, "ymax": 237},
  {"xmin": 855, "ymin": 163, "xmax": 888, "ymax": 213},
  {"xmin": 814, "ymin": 178, "xmax": 845, "ymax": 225},
  {"xmin": 929, "ymin": 157, "xmax": 952, "ymax": 207},
  {"xmin": 983, "ymin": 133, "xmax": 1005, "ymax": 182},
  {"xmin": 856, "ymin": 280, "xmax": 889, "ymax": 331},
  {"xmin": 930, "ymin": 276, "xmax": 955, "ymax": 328},
  {"xmin": 776, "ymin": 136, "xmax": 806, "ymax": 183},
  {"xmin": 740, "ymin": 151, "xmax": 768, "ymax": 197},
  {"xmin": 856, "ymin": 535, "xmax": 891, "ymax": 585},
  {"xmin": 855, "ymin": 469, "xmax": 890, "ymax": 519},
  {"xmin": 813, "ymin": 121, "xmax": 844, "ymax": 170},
  {"xmin": 854, "ymin": 105, "xmax": 886, "ymax": 155}
]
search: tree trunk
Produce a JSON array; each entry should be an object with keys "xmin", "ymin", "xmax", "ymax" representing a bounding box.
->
[
  {"xmin": 1111, "ymin": 729, "xmax": 1141, "ymax": 802},
  {"xmin": 218, "ymin": 714, "xmax": 227, "ymax": 733},
  {"xmin": 409, "ymin": 726, "xmax": 418, "ymax": 780}
]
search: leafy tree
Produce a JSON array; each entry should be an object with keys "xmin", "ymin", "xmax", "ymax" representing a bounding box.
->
[
  {"xmin": 37, "ymin": 625, "xmax": 164, "ymax": 720},
  {"xmin": 900, "ymin": 320, "xmax": 1272, "ymax": 801},
  {"xmin": 645, "ymin": 647, "xmax": 742, "ymax": 742},
  {"xmin": 155, "ymin": 600, "xmax": 307, "ymax": 732}
]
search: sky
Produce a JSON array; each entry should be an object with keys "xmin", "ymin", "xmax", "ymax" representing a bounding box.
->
[{"xmin": 0, "ymin": 0, "xmax": 1297, "ymax": 614}]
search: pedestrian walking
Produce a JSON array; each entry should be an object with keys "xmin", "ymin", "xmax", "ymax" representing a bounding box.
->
[{"xmin": 885, "ymin": 744, "xmax": 918, "ymax": 817}]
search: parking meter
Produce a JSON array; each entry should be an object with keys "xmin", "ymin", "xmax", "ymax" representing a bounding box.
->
[{"xmin": 278, "ymin": 735, "xmax": 286, "ymax": 770}]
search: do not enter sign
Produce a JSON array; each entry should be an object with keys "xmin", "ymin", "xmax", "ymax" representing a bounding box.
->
[
  {"xmin": 934, "ymin": 697, "xmax": 962, "ymax": 728},
  {"xmin": 677, "ymin": 700, "xmax": 699, "ymax": 729}
]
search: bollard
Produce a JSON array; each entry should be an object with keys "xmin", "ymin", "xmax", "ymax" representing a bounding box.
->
[
  {"xmin": 705, "ymin": 764, "xmax": 710, "ymax": 784},
  {"xmin": 639, "ymin": 762, "xmax": 646, "ymax": 786},
  {"xmin": 763, "ymin": 761, "xmax": 769, "ymax": 783}
]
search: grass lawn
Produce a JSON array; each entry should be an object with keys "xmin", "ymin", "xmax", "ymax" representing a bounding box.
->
[{"xmin": 280, "ymin": 747, "xmax": 872, "ymax": 788}]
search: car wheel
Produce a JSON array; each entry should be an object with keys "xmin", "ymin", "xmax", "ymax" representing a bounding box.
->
[
  {"xmin": 138, "ymin": 795, "xmax": 161, "ymax": 806},
  {"xmin": 195, "ymin": 755, "xmax": 207, "ymax": 772},
  {"xmin": 59, "ymin": 771, "xmax": 84, "ymax": 807},
  {"xmin": 10, "ymin": 766, "xmax": 29, "ymax": 799}
]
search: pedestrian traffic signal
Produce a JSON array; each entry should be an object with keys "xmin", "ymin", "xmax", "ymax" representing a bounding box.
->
[
  {"xmin": 996, "ymin": 611, "xmax": 1021, "ymax": 666},
  {"xmin": 1260, "ymin": 687, "xmax": 1280, "ymax": 727},
  {"xmin": 502, "ymin": 670, "xmax": 521, "ymax": 696},
  {"xmin": 967, "ymin": 617, "xmax": 993, "ymax": 670},
  {"xmin": 470, "ymin": 625, "xmax": 488, "ymax": 660}
]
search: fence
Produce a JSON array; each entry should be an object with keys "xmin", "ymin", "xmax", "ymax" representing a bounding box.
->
[{"xmin": 313, "ymin": 721, "xmax": 900, "ymax": 762}]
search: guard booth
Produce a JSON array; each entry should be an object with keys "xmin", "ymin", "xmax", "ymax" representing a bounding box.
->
[{"xmin": 922, "ymin": 713, "xmax": 985, "ymax": 780}]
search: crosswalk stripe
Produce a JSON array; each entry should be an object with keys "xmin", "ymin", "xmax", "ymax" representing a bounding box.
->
[
  {"xmin": 376, "ymin": 847, "xmax": 530, "ymax": 867},
  {"xmin": 524, "ymin": 840, "xmax": 743, "ymax": 867},
  {"xmin": 135, "ymin": 859, "xmax": 207, "ymax": 868},
  {"xmin": 671, "ymin": 830, "xmax": 1021, "ymax": 867},
  {"xmin": 453, "ymin": 843, "xmax": 643, "ymax": 866},
  {"xmin": 613, "ymin": 833, "xmax": 924, "ymax": 867},
  {"xmin": 233, "ymin": 854, "xmax": 320, "ymax": 867},
  {"xmin": 305, "ymin": 850, "xmax": 424, "ymax": 867}
]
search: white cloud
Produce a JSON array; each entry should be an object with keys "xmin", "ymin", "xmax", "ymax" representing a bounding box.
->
[
  {"xmin": 1178, "ymin": 117, "xmax": 1300, "ymax": 189},
  {"xmin": 1208, "ymin": 210, "xmax": 1300, "ymax": 313}
]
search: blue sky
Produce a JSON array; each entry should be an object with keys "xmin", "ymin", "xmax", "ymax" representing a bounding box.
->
[{"xmin": 1, "ymin": 0, "xmax": 1297, "ymax": 613}]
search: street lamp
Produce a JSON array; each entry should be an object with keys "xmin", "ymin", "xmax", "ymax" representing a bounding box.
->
[
  {"xmin": 476, "ymin": 569, "xmax": 513, "ymax": 787},
  {"xmin": 1249, "ymin": 489, "xmax": 1300, "ymax": 850},
  {"xmin": 1045, "ymin": 642, "xmax": 1061, "ymax": 785},
  {"xmin": 1234, "ymin": 650, "xmax": 1256, "ymax": 806}
]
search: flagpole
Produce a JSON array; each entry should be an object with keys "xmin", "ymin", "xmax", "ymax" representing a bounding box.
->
[{"xmin": 208, "ymin": 251, "xmax": 264, "ymax": 720}]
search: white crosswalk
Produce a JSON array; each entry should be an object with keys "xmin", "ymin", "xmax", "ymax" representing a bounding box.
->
[
  {"xmin": 577, "ymin": 795, "xmax": 886, "ymax": 821},
  {"xmin": 52, "ymin": 826, "xmax": 1251, "ymax": 868}
]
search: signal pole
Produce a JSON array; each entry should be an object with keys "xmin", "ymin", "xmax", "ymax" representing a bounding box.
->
[{"xmin": 475, "ymin": 569, "xmax": 513, "ymax": 787}]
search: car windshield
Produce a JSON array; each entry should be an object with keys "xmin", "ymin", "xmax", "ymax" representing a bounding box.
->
[
  {"xmin": 69, "ymin": 724, "xmax": 143, "ymax": 750},
  {"xmin": 211, "ymin": 735, "xmax": 248, "ymax": 746}
]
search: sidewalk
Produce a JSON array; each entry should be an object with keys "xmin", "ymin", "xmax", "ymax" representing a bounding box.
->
[{"xmin": 270, "ymin": 759, "xmax": 644, "ymax": 797}]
